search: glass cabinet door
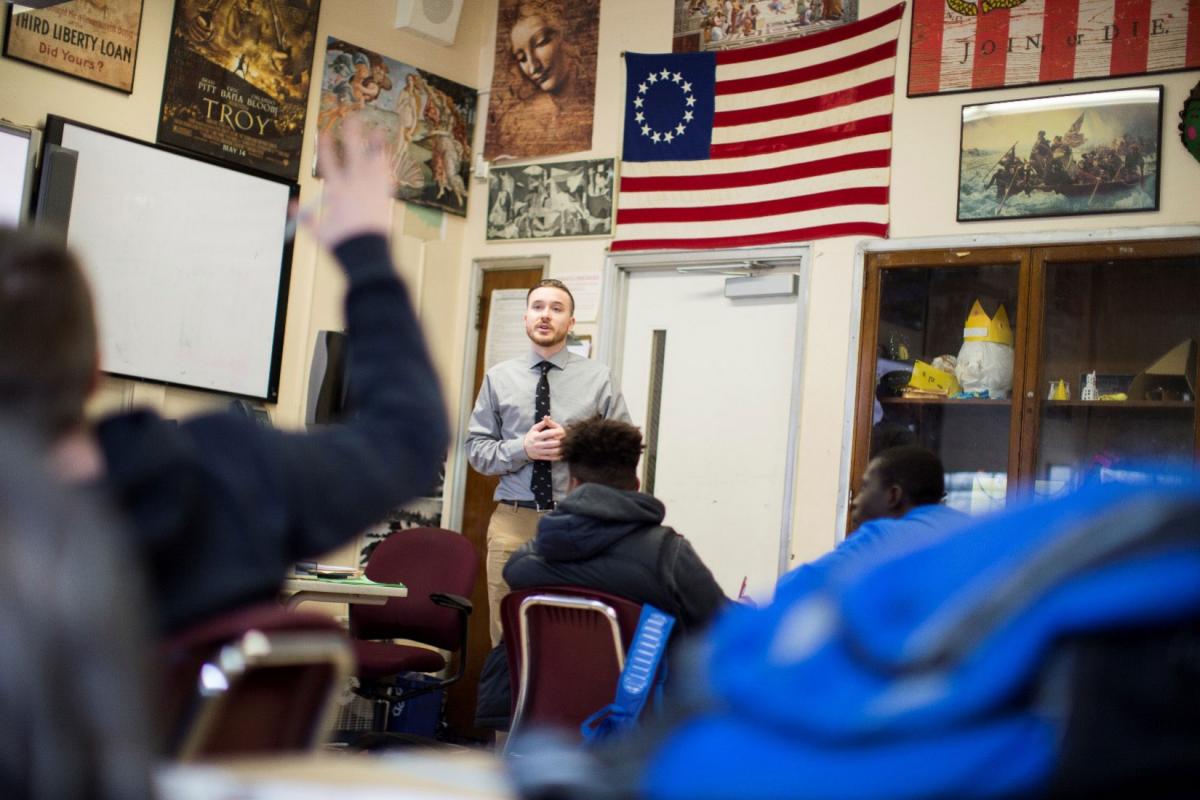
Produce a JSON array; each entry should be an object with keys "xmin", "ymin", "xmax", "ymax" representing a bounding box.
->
[
  {"xmin": 1030, "ymin": 242, "xmax": 1200, "ymax": 497},
  {"xmin": 858, "ymin": 251, "xmax": 1027, "ymax": 516}
]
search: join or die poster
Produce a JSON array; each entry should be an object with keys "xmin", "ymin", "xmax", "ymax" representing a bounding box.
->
[
  {"xmin": 3, "ymin": 1, "xmax": 145, "ymax": 92},
  {"xmin": 315, "ymin": 38, "xmax": 477, "ymax": 216},
  {"xmin": 157, "ymin": 0, "xmax": 322, "ymax": 180}
]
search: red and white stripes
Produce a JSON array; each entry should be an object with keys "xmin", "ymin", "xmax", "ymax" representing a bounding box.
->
[
  {"xmin": 908, "ymin": 0, "xmax": 1200, "ymax": 97},
  {"xmin": 612, "ymin": 3, "xmax": 904, "ymax": 252}
]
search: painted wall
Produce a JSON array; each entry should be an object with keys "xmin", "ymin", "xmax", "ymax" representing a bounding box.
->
[
  {"xmin": 3, "ymin": 1, "xmax": 1197, "ymax": 573},
  {"xmin": 453, "ymin": 0, "xmax": 1199, "ymax": 573},
  {"xmin": 0, "ymin": 1, "xmax": 490, "ymax": 429}
]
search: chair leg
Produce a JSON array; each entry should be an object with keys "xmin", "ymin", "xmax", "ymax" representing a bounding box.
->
[{"xmin": 371, "ymin": 697, "xmax": 390, "ymax": 732}]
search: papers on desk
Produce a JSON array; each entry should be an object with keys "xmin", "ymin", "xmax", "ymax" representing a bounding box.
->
[
  {"xmin": 293, "ymin": 561, "xmax": 358, "ymax": 578},
  {"xmin": 288, "ymin": 575, "xmax": 406, "ymax": 589}
]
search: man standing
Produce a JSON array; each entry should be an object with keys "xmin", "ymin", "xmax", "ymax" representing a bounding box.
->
[
  {"xmin": 466, "ymin": 279, "xmax": 630, "ymax": 644},
  {"xmin": 776, "ymin": 446, "xmax": 967, "ymax": 599}
]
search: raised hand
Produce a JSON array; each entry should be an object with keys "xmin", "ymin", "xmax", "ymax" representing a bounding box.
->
[{"xmin": 303, "ymin": 117, "xmax": 396, "ymax": 249}]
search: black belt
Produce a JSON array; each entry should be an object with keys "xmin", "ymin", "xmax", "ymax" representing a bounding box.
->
[{"xmin": 504, "ymin": 499, "xmax": 555, "ymax": 512}]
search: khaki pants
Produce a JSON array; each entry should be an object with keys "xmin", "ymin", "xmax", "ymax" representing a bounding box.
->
[{"xmin": 485, "ymin": 503, "xmax": 542, "ymax": 647}]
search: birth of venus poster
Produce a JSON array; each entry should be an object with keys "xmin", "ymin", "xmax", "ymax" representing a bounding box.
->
[
  {"xmin": 316, "ymin": 37, "xmax": 477, "ymax": 217},
  {"xmin": 157, "ymin": 0, "xmax": 321, "ymax": 180}
]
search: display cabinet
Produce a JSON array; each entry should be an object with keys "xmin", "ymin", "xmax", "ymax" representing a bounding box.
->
[{"xmin": 852, "ymin": 238, "xmax": 1200, "ymax": 519}]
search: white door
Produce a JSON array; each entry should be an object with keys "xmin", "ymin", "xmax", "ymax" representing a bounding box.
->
[{"xmin": 616, "ymin": 264, "xmax": 804, "ymax": 602}]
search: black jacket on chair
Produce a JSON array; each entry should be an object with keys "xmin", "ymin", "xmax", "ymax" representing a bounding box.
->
[
  {"xmin": 503, "ymin": 482, "xmax": 728, "ymax": 634},
  {"xmin": 476, "ymin": 483, "xmax": 727, "ymax": 729}
]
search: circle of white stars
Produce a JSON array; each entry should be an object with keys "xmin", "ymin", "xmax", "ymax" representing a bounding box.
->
[{"xmin": 634, "ymin": 68, "xmax": 696, "ymax": 145}]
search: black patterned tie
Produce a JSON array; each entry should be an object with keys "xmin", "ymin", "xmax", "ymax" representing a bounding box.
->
[{"xmin": 531, "ymin": 361, "xmax": 553, "ymax": 508}]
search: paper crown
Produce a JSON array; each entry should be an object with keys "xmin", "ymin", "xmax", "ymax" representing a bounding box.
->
[{"xmin": 962, "ymin": 300, "xmax": 1013, "ymax": 346}]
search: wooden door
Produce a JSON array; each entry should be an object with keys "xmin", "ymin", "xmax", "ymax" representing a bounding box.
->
[{"xmin": 443, "ymin": 266, "xmax": 543, "ymax": 740}]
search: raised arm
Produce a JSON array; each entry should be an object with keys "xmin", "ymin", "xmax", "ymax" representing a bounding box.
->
[{"xmin": 186, "ymin": 119, "xmax": 449, "ymax": 559}]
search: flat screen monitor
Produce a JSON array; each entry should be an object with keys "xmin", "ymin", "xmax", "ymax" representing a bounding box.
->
[
  {"xmin": 39, "ymin": 115, "xmax": 297, "ymax": 401},
  {"xmin": 0, "ymin": 121, "xmax": 36, "ymax": 227}
]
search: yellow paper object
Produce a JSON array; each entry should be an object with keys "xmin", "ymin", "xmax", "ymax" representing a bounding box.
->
[
  {"xmin": 962, "ymin": 300, "xmax": 1014, "ymax": 346},
  {"xmin": 907, "ymin": 360, "xmax": 961, "ymax": 396}
]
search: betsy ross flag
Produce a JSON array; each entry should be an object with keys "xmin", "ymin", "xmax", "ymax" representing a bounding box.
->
[
  {"xmin": 909, "ymin": 0, "xmax": 1200, "ymax": 97},
  {"xmin": 612, "ymin": 3, "xmax": 904, "ymax": 252}
]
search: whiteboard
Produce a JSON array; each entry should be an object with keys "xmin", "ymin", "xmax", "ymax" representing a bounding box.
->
[
  {"xmin": 44, "ymin": 116, "xmax": 295, "ymax": 400},
  {"xmin": 0, "ymin": 123, "xmax": 35, "ymax": 227}
]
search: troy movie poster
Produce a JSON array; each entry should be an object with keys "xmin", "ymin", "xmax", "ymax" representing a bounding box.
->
[
  {"xmin": 3, "ymin": 1, "xmax": 144, "ymax": 92},
  {"xmin": 157, "ymin": 0, "xmax": 322, "ymax": 180}
]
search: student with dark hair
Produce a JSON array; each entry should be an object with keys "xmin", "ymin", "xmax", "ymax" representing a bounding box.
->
[
  {"xmin": 776, "ymin": 445, "xmax": 967, "ymax": 598},
  {"xmin": 475, "ymin": 416, "xmax": 725, "ymax": 731},
  {"xmin": 0, "ymin": 120, "xmax": 449, "ymax": 634},
  {"xmin": 504, "ymin": 416, "xmax": 726, "ymax": 633}
]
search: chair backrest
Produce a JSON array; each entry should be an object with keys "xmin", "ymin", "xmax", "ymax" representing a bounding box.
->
[
  {"xmin": 502, "ymin": 586, "xmax": 644, "ymax": 742},
  {"xmin": 349, "ymin": 527, "xmax": 478, "ymax": 649},
  {"xmin": 159, "ymin": 603, "xmax": 349, "ymax": 757},
  {"xmin": 176, "ymin": 627, "xmax": 353, "ymax": 759}
]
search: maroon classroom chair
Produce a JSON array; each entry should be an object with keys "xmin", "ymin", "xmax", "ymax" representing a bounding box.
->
[
  {"xmin": 348, "ymin": 527, "xmax": 477, "ymax": 734},
  {"xmin": 501, "ymin": 586, "xmax": 643, "ymax": 749},
  {"xmin": 159, "ymin": 602, "xmax": 353, "ymax": 759}
]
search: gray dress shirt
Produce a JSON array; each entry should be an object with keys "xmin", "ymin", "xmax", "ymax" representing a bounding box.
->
[{"xmin": 466, "ymin": 347, "xmax": 631, "ymax": 502}]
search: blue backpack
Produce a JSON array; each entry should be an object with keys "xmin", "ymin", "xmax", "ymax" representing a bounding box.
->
[
  {"xmin": 580, "ymin": 604, "xmax": 675, "ymax": 743},
  {"xmin": 642, "ymin": 473, "xmax": 1200, "ymax": 799}
]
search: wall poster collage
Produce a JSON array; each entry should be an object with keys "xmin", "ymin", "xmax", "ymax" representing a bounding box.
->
[
  {"xmin": 959, "ymin": 87, "xmax": 1162, "ymax": 222},
  {"xmin": 486, "ymin": 158, "xmax": 615, "ymax": 241},
  {"xmin": 316, "ymin": 37, "xmax": 476, "ymax": 217},
  {"xmin": 3, "ymin": 0, "xmax": 144, "ymax": 92},
  {"xmin": 483, "ymin": 0, "xmax": 600, "ymax": 162},
  {"xmin": 671, "ymin": 0, "xmax": 859, "ymax": 52},
  {"xmin": 157, "ymin": 0, "xmax": 322, "ymax": 181}
]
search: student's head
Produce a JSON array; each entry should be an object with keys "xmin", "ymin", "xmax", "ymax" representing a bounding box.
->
[
  {"xmin": 0, "ymin": 228, "xmax": 98, "ymax": 440},
  {"xmin": 563, "ymin": 416, "xmax": 643, "ymax": 492},
  {"xmin": 524, "ymin": 278, "xmax": 575, "ymax": 351},
  {"xmin": 850, "ymin": 445, "xmax": 945, "ymax": 529},
  {"xmin": 507, "ymin": 0, "xmax": 572, "ymax": 95}
]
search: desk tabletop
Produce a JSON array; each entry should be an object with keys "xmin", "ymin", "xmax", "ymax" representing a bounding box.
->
[
  {"xmin": 281, "ymin": 576, "xmax": 408, "ymax": 598},
  {"xmin": 159, "ymin": 750, "xmax": 512, "ymax": 799}
]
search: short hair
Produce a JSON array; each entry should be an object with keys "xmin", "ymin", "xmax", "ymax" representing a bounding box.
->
[
  {"xmin": 0, "ymin": 228, "xmax": 98, "ymax": 438},
  {"xmin": 872, "ymin": 445, "xmax": 945, "ymax": 507},
  {"xmin": 526, "ymin": 278, "xmax": 575, "ymax": 315},
  {"xmin": 562, "ymin": 416, "xmax": 643, "ymax": 491}
]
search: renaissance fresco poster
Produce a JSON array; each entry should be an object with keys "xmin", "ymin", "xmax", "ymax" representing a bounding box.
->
[
  {"xmin": 672, "ymin": 0, "xmax": 860, "ymax": 52},
  {"xmin": 483, "ymin": 0, "xmax": 599, "ymax": 162},
  {"xmin": 316, "ymin": 37, "xmax": 476, "ymax": 216},
  {"xmin": 4, "ymin": 1, "xmax": 144, "ymax": 93},
  {"xmin": 157, "ymin": 0, "xmax": 321, "ymax": 180}
]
